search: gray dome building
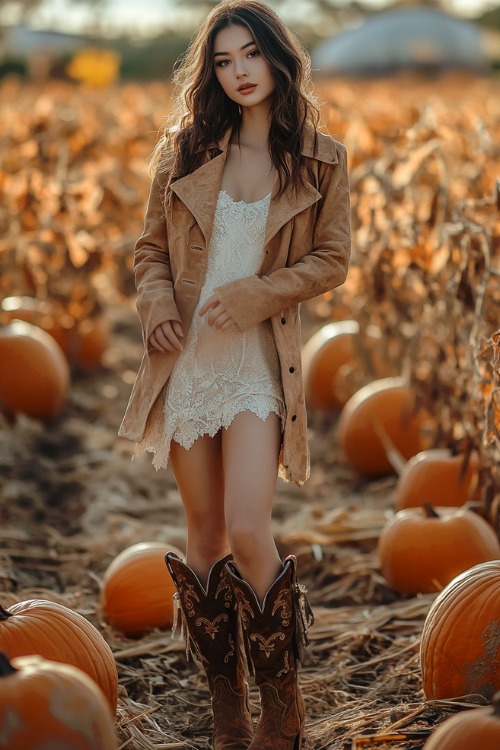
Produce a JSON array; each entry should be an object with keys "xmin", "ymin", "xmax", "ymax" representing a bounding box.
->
[{"xmin": 311, "ymin": 7, "xmax": 488, "ymax": 76}]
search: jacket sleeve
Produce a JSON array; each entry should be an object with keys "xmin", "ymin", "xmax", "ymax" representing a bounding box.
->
[
  {"xmin": 213, "ymin": 144, "xmax": 351, "ymax": 332},
  {"xmin": 133, "ymin": 171, "xmax": 182, "ymax": 347}
]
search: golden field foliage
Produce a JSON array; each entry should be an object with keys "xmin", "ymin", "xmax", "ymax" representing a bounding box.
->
[{"xmin": 0, "ymin": 73, "xmax": 499, "ymax": 506}]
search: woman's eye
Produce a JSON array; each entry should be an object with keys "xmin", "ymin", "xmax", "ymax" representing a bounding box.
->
[
  {"xmin": 216, "ymin": 59, "xmax": 230, "ymax": 67},
  {"xmin": 247, "ymin": 49, "xmax": 259, "ymax": 58}
]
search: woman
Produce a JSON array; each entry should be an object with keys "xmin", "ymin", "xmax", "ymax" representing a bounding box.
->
[{"xmin": 119, "ymin": 1, "xmax": 351, "ymax": 748}]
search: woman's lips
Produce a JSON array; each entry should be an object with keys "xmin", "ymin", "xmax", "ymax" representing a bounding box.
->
[{"xmin": 238, "ymin": 84, "xmax": 257, "ymax": 94}]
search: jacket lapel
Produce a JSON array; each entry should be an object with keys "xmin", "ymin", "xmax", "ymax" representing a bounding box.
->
[
  {"xmin": 264, "ymin": 177, "xmax": 320, "ymax": 246},
  {"xmin": 168, "ymin": 126, "xmax": 333, "ymax": 247},
  {"xmin": 169, "ymin": 144, "xmax": 228, "ymax": 244}
]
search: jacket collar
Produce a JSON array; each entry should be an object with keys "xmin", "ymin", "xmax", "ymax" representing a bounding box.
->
[{"xmin": 169, "ymin": 126, "xmax": 335, "ymax": 245}]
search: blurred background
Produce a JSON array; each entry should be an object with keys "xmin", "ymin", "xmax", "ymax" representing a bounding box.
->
[{"xmin": 0, "ymin": 0, "xmax": 499, "ymax": 80}]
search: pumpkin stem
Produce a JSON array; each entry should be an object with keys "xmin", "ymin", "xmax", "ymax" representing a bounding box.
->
[
  {"xmin": 423, "ymin": 503, "xmax": 440, "ymax": 519},
  {"xmin": 0, "ymin": 652, "xmax": 17, "ymax": 676},
  {"xmin": 372, "ymin": 419, "xmax": 407, "ymax": 476},
  {"xmin": 0, "ymin": 605, "xmax": 12, "ymax": 621}
]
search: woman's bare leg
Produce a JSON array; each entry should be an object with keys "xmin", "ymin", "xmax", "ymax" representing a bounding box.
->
[
  {"xmin": 169, "ymin": 432, "xmax": 229, "ymax": 585},
  {"xmin": 222, "ymin": 411, "xmax": 282, "ymax": 602}
]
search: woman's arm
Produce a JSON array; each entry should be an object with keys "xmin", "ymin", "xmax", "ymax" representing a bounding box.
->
[
  {"xmin": 134, "ymin": 172, "xmax": 182, "ymax": 348},
  {"xmin": 212, "ymin": 145, "xmax": 351, "ymax": 332}
]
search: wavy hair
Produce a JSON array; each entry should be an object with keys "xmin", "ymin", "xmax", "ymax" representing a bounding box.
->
[{"xmin": 151, "ymin": 0, "xmax": 320, "ymax": 200}]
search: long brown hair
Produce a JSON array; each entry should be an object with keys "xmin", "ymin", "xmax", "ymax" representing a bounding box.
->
[{"xmin": 151, "ymin": 0, "xmax": 320, "ymax": 199}]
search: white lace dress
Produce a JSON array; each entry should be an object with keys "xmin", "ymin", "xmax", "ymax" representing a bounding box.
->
[{"xmin": 135, "ymin": 189, "xmax": 286, "ymax": 470}]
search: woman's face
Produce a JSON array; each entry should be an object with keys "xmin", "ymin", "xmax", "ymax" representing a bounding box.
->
[{"xmin": 213, "ymin": 24, "xmax": 275, "ymax": 110}]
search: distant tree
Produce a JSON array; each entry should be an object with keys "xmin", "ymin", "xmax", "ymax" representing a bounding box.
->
[{"xmin": 0, "ymin": 0, "xmax": 105, "ymax": 31}]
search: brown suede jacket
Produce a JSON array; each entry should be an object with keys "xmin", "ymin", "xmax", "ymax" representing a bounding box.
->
[{"xmin": 119, "ymin": 127, "xmax": 351, "ymax": 485}]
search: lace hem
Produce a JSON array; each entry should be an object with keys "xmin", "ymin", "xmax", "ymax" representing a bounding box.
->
[{"xmin": 134, "ymin": 395, "xmax": 285, "ymax": 471}]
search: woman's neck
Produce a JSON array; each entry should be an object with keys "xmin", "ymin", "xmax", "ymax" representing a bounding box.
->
[{"xmin": 236, "ymin": 104, "xmax": 271, "ymax": 152}]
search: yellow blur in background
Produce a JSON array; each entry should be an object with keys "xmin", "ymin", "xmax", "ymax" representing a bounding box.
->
[{"xmin": 67, "ymin": 48, "xmax": 121, "ymax": 88}]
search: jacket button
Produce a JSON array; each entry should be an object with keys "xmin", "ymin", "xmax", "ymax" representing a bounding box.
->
[
  {"xmin": 281, "ymin": 317, "xmax": 286, "ymax": 325},
  {"xmin": 289, "ymin": 366, "xmax": 295, "ymax": 373},
  {"xmin": 291, "ymin": 414, "xmax": 297, "ymax": 421}
]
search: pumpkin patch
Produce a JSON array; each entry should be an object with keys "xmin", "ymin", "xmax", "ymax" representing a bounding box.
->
[{"xmin": 0, "ymin": 71, "xmax": 499, "ymax": 748}]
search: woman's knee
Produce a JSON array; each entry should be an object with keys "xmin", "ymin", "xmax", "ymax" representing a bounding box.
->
[
  {"xmin": 186, "ymin": 519, "xmax": 229, "ymax": 567},
  {"xmin": 226, "ymin": 516, "xmax": 268, "ymax": 563},
  {"xmin": 186, "ymin": 506, "xmax": 226, "ymax": 539}
]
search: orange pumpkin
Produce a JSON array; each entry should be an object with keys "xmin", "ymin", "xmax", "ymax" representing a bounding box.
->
[
  {"xmin": 302, "ymin": 320, "xmax": 359, "ymax": 410},
  {"xmin": 378, "ymin": 504, "xmax": 500, "ymax": 595},
  {"xmin": 0, "ymin": 320, "xmax": 70, "ymax": 419},
  {"xmin": 77, "ymin": 315, "xmax": 110, "ymax": 370},
  {"xmin": 0, "ymin": 599, "xmax": 118, "ymax": 712},
  {"xmin": 420, "ymin": 561, "xmax": 500, "ymax": 700},
  {"xmin": 423, "ymin": 692, "xmax": 500, "ymax": 750},
  {"xmin": 395, "ymin": 448, "xmax": 480, "ymax": 510},
  {"xmin": 1, "ymin": 296, "xmax": 109, "ymax": 369},
  {"xmin": 100, "ymin": 542, "xmax": 184, "ymax": 637},
  {"xmin": 0, "ymin": 653, "xmax": 117, "ymax": 750},
  {"xmin": 337, "ymin": 376, "xmax": 425, "ymax": 477},
  {"xmin": 0, "ymin": 296, "xmax": 77, "ymax": 356}
]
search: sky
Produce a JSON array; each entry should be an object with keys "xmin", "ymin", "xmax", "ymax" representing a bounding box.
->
[{"xmin": 3, "ymin": 0, "xmax": 496, "ymax": 38}]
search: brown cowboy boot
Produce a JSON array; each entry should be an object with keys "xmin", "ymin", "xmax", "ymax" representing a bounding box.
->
[
  {"xmin": 165, "ymin": 552, "xmax": 254, "ymax": 750},
  {"xmin": 226, "ymin": 555, "xmax": 314, "ymax": 750}
]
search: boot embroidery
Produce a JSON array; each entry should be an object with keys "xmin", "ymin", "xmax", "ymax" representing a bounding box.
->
[
  {"xmin": 195, "ymin": 613, "xmax": 229, "ymax": 638},
  {"xmin": 250, "ymin": 631, "xmax": 285, "ymax": 658},
  {"xmin": 178, "ymin": 579, "xmax": 200, "ymax": 618},
  {"xmin": 272, "ymin": 587, "xmax": 292, "ymax": 626},
  {"xmin": 224, "ymin": 633, "xmax": 236, "ymax": 663},
  {"xmin": 215, "ymin": 577, "xmax": 233, "ymax": 609},
  {"xmin": 234, "ymin": 590, "xmax": 255, "ymax": 629},
  {"xmin": 277, "ymin": 650, "xmax": 291, "ymax": 677}
]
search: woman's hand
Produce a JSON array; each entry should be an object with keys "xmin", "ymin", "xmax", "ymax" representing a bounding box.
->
[
  {"xmin": 148, "ymin": 320, "xmax": 184, "ymax": 353},
  {"xmin": 199, "ymin": 295, "xmax": 237, "ymax": 331}
]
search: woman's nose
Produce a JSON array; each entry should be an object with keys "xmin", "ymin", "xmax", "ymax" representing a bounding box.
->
[{"xmin": 235, "ymin": 60, "xmax": 248, "ymax": 77}]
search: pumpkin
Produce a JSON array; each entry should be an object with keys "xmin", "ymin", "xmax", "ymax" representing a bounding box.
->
[
  {"xmin": 0, "ymin": 599, "xmax": 118, "ymax": 712},
  {"xmin": 337, "ymin": 376, "xmax": 425, "ymax": 477},
  {"xmin": 1, "ymin": 296, "xmax": 109, "ymax": 369},
  {"xmin": 378, "ymin": 504, "xmax": 500, "ymax": 595},
  {"xmin": 395, "ymin": 448, "xmax": 480, "ymax": 510},
  {"xmin": 420, "ymin": 561, "xmax": 500, "ymax": 700},
  {"xmin": 423, "ymin": 692, "xmax": 500, "ymax": 750},
  {"xmin": 302, "ymin": 320, "xmax": 359, "ymax": 410},
  {"xmin": 77, "ymin": 315, "xmax": 110, "ymax": 370},
  {"xmin": 100, "ymin": 542, "xmax": 184, "ymax": 637},
  {"xmin": 0, "ymin": 320, "xmax": 70, "ymax": 419},
  {"xmin": 0, "ymin": 652, "xmax": 117, "ymax": 750}
]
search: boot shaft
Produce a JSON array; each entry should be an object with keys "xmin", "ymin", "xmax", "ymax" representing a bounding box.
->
[
  {"xmin": 165, "ymin": 553, "xmax": 238, "ymax": 676},
  {"xmin": 225, "ymin": 555, "xmax": 314, "ymax": 681},
  {"xmin": 165, "ymin": 554, "xmax": 254, "ymax": 750}
]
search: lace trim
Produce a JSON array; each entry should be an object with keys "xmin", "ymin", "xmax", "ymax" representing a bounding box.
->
[
  {"xmin": 219, "ymin": 189, "xmax": 272, "ymax": 207},
  {"xmin": 135, "ymin": 397, "xmax": 285, "ymax": 471}
]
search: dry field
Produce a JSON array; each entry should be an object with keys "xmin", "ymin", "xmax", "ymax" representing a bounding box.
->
[{"xmin": 0, "ymin": 73, "xmax": 499, "ymax": 749}]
